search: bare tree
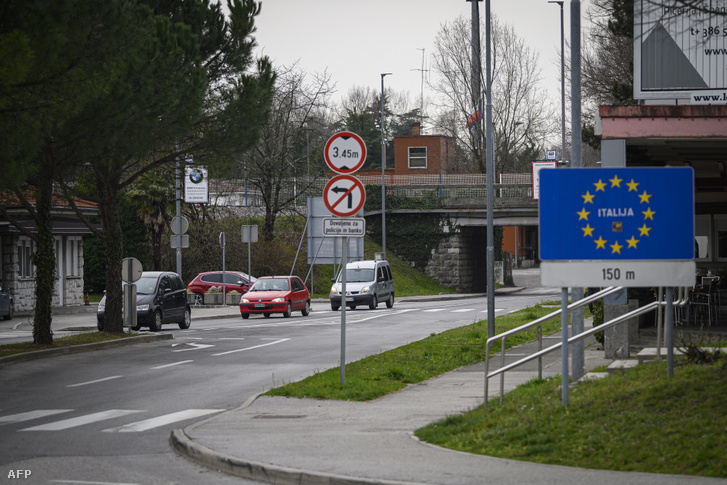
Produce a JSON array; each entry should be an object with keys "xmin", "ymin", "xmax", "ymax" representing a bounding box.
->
[
  {"xmin": 242, "ymin": 64, "xmax": 335, "ymax": 240},
  {"xmin": 582, "ymin": 0, "xmax": 635, "ymax": 113},
  {"xmin": 430, "ymin": 14, "xmax": 557, "ymax": 174}
]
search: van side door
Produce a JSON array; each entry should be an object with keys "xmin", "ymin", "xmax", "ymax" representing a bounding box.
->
[{"xmin": 376, "ymin": 264, "xmax": 392, "ymax": 300}]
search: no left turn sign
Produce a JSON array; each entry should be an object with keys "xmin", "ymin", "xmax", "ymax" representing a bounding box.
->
[
  {"xmin": 323, "ymin": 175, "xmax": 366, "ymax": 218},
  {"xmin": 324, "ymin": 131, "xmax": 367, "ymax": 174}
]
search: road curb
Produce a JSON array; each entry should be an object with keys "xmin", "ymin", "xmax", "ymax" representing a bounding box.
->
[
  {"xmin": 169, "ymin": 428, "xmax": 422, "ymax": 485},
  {"xmin": 0, "ymin": 333, "xmax": 173, "ymax": 366}
]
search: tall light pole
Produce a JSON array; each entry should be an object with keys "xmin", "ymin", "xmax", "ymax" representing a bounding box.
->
[
  {"xmin": 549, "ymin": 1, "xmax": 565, "ymax": 173},
  {"xmin": 485, "ymin": 0, "xmax": 496, "ymax": 339},
  {"xmin": 381, "ymin": 72, "xmax": 392, "ymax": 260},
  {"xmin": 570, "ymin": 0, "xmax": 585, "ymax": 389}
]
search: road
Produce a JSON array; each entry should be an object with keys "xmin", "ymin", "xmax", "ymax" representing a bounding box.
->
[{"xmin": 0, "ymin": 279, "xmax": 559, "ymax": 484}]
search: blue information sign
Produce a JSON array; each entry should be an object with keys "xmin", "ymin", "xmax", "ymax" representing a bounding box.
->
[{"xmin": 539, "ymin": 167, "xmax": 694, "ymax": 261}]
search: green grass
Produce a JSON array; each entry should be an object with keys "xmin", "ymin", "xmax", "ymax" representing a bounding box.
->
[
  {"xmin": 265, "ymin": 304, "xmax": 563, "ymax": 401},
  {"xmin": 415, "ymin": 357, "xmax": 727, "ymax": 478},
  {"xmin": 309, "ymin": 236, "xmax": 454, "ymax": 298},
  {"xmin": 0, "ymin": 332, "xmax": 137, "ymax": 358}
]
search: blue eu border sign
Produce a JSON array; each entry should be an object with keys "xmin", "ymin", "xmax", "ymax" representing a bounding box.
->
[{"xmin": 539, "ymin": 167, "xmax": 695, "ymax": 287}]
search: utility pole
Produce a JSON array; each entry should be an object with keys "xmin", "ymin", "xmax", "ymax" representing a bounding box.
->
[
  {"xmin": 381, "ymin": 72, "xmax": 392, "ymax": 260},
  {"xmin": 571, "ymin": 0, "xmax": 585, "ymax": 383}
]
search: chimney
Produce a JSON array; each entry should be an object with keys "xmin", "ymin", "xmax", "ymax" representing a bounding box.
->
[{"xmin": 412, "ymin": 122, "xmax": 421, "ymax": 136}]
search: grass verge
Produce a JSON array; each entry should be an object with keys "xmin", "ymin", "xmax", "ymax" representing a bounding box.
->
[
  {"xmin": 415, "ymin": 357, "xmax": 727, "ymax": 478},
  {"xmin": 265, "ymin": 303, "xmax": 563, "ymax": 401},
  {"xmin": 0, "ymin": 332, "xmax": 137, "ymax": 358}
]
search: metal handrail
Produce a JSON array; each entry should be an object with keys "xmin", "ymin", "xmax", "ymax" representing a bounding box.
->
[{"xmin": 484, "ymin": 287, "xmax": 688, "ymax": 407}]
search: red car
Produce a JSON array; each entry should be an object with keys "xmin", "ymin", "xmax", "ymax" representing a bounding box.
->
[
  {"xmin": 239, "ymin": 276, "xmax": 311, "ymax": 319},
  {"xmin": 187, "ymin": 271, "xmax": 255, "ymax": 305}
]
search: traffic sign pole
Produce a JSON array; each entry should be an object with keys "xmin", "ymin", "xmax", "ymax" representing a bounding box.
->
[
  {"xmin": 340, "ymin": 237, "xmax": 347, "ymax": 386},
  {"xmin": 322, "ymin": 132, "xmax": 367, "ymax": 388}
]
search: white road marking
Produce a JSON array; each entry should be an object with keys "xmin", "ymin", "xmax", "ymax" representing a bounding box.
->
[
  {"xmin": 104, "ymin": 409, "xmax": 224, "ymax": 433},
  {"xmin": 20, "ymin": 409, "xmax": 143, "ymax": 431},
  {"xmin": 172, "ymin": 342, "xmax": 215, "ymax": 352},
  {"xmin": 66, "ymin": 376, "xmax": 123, "ymax": 388},
  {"xmin": 212, "ymin": 338, "xmax": 290, "ymax": 356},
  {"xmin": 451, "ymin": 308, "xmax": 475, "ymax": 313},
  {"xmin": 150, "ymin": 360, "xmax": 193, "ymax": 369},
  {"xmin": 0, "ymin": 409, "xmax": 72, "ymax": 424},
  {"xmin": 423, "ymin": 308, "xmax": 447, "ymax": 312}
]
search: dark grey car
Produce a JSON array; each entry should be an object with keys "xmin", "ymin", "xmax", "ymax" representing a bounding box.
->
[{"xmin": 97, "ymin": 271, "xmax": 190, "ymax": 331}]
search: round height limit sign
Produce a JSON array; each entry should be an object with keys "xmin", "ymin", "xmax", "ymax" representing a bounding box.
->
[{"xmin": 324, "ymin": 131, "xmax": 367, "ymax": 174}]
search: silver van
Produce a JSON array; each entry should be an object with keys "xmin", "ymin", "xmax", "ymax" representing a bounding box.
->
[{"xmin": 329, "ymin": 259, "xmax": 394, "ymax": 310}]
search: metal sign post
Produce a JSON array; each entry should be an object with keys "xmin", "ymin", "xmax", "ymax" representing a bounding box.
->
[
  {"xmin": 220, "ymin": 232, "xmax": 226, "ymax": 304},
  {"xmin": 121, "ymin": 257, "xmax": 142, "ymax": 330},
  {"xmin": 322, "ymin": 131, "xmax": 367, "ymax": 387},
  {"xmin": 241, "ymin": 225, "xmax": 258, "ymax": 289},
  {"xmin": 340, "ymin": 237, "xmax": 347, "ymax": 386}
]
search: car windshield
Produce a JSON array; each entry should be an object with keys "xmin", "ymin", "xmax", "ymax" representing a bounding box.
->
[
  {"xmin": 341, "ymin": 268, "xmax": 375, "ymax": 283},
  {"xmin": 135, "ymin": 276, "xmax": 158, "ymax": 295},
  {"xmin": 250, "ymin": 278, "xmax": 290, "ymax": 291}
]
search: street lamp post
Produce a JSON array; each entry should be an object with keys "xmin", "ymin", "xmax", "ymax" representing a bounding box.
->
[
  {"xmin": 381, "ymin": 72, "xmax": 392, "ymax": 260},
  {"xmin": 549, "ymin": 1, "xmax": 566, "ymax": 176}
]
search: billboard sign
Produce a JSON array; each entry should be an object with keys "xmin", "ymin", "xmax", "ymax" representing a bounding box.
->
[
  {"xmin": 635, "ymin": 1, "xmax": 727, "ymax": 101},
  {"xmin": 184, "ymin": 166, "xmax": 209, "ymax": 203},
  {"xmin": 531, "ymin": 161, "xmax": 557, "ymax": 200}
]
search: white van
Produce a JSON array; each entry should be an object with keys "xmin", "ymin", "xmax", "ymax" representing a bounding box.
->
[{"xmin": 329, "ymin": 259, "xmax": 394, "ymax": 311}]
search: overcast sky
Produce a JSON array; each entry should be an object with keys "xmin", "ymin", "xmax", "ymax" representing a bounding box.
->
[{"xmin": 253, "ymin": 1, "xmax": 586, "ymax": 110}]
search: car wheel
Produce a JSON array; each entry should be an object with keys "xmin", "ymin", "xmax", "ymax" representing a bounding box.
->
[
  {"xmin": 386, "ymin": 293, "xmax": 394, "ymax": 308},
  {"xmin": 130, "ymin": 321, "xmax": 141, "ymax": 331},
  {"xmin": 241, "ymin": 313, "xmax": 250, "ymax": 319},
  {"xmin": 149, "ymin": 310, "xmax": 163, "ymax": 332},
  {"xmin": 178, "ymin": 307, "xmax": 191, "ymax": 329},
  {"xmin": 331, "ymin": 303, "xmax": 340, "ymax": 311},
  {"xmin": 369, "ymin": 295, "xmax": 378, "ymax": 310},
  {"xmin": 350, "ymin": 305, "xmax": 356, "ymax": 310},
  {"xmin": 302, "ymin": 300, "xmax": 310, "ymax": 316},
  {"xmin": 97, "ymin": 320, "xmax": 103, "ymax": 331},
  {"xmin": 4, "ymin": 302, "xmax": 13, "ymax": 321},
  {"xmin": 194, "ymin": 292, "xmax": 204, "ymax": 306},
  {"xmin": 263, "ymin": 313, "xmax": 271, "ymax": 318},
  {"xmin": 283, "ymin": 302, "xmax": 292, "ymax": 318}
]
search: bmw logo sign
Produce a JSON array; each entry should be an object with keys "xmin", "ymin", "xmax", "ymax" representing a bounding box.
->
[{"xmin": 189, "ymin": 168, "xmax": 204, "ymax": 184}]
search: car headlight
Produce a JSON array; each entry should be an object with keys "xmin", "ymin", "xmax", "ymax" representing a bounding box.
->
[
  {"xmin": 98, "ymin": 302, "xmax": 105, "ymax": 312},
  {"xmin": 361, "ymin": 286, "xmax": 370, "ymax": 293},
  {"xmin": 271, "ymin": 297, "xmax": 285, "ymax": 303},
  {"xmin": 330, "ymin": 286, "xmax": 338, "ymax": 295},
  {"xmin": 242, "ymin": 298, "xmax": 250, "ymax": 303},
  {"xmin": 137, "ymin": 304, "xmax": 149, "ymax": 312}
]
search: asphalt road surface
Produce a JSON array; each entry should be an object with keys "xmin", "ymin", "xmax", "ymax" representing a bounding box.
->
[{"xmin": 0, "ymin": 276, "xmax": 559, "ymax": 484}]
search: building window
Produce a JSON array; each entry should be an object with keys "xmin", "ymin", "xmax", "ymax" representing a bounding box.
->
[
  {"xmin": 715, "ymin": 215, "xmax": 727, "ymax": 262},
  {"xmin": 18, "ymin": 237, "xmax": 35, "ymax": 278},
  {"xmin": 695, "ymin": 215, "xmax": 711, "ymax": 261},
  {"xmin": 67, "ymin": 237, "xmax": 81, "ymax": 277},
  {"xmin": 408, "ymin": 147, "xmax": 427, "ymax": 169}
]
